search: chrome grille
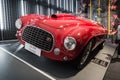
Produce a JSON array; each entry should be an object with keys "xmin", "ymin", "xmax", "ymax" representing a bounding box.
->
[{"xmin": 22, "ymin": 26, "xmax": 54, "ymax": 51}]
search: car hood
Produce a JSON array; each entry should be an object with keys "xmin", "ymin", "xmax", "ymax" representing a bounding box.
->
[
  {"xmin": 23, "ymin": 14, "xmax": 98, "ymax": 29},
  {"xmin": 40, "ymin": 18, "xmax": 97, "ymax": 29},
  {"xmin": 41, "ymin": 20, "xmax": 79, "ymax": 29}
]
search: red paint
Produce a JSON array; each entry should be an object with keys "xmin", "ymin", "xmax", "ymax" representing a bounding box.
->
[{"xmin": 16, "ymin": 13, "xmax": 108, "ymax": 61}]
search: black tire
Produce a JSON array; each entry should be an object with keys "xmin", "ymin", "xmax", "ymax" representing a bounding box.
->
[{"xmin": 73, "ymin": 40, "xmax": 93, "ymax": 70}]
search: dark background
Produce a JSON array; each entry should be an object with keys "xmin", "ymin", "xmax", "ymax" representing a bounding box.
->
[{"xmin": 0, "ymin": 0, "xmax": 77, "ymax": 41}]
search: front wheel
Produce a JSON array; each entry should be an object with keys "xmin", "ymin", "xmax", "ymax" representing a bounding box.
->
[{"xmin": 73, "ymin": 40, "xmax": 93, "ymax": 70}]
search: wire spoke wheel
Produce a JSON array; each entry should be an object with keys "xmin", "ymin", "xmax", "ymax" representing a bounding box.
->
[{"xmin": 77, "ymin": 40, "xmax": 93, "ymax": 69}]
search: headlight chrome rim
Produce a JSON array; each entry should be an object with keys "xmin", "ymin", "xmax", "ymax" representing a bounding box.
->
[
  {"xmin": 64, "ymin": 36, "xmax": 76, "ymax": 50},
  {"xmin": 15, "ymin": 19, "xmax": 22, "ymax": 29}
]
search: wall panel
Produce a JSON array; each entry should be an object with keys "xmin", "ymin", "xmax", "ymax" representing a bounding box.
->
[
  {"xmin": 0, "ymin": 0, "xmax": 79, "ymax": 41},
  {"xmin": 1, "ymin": 0, "xmax": 20, "ymax": 40}
]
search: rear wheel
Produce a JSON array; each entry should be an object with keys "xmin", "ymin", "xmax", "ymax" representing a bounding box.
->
[{"xmin": 74, "ymin": 40, "xmax": 93, "ymax": 70}]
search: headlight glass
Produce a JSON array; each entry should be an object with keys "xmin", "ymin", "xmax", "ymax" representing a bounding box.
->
[
  {"xmin": 15, "ymin": 19, "xmax": 22, "ymax": 29},
  {"xmin": 64, "ymin": 37, "xmax": 76, "ymax": 50}
]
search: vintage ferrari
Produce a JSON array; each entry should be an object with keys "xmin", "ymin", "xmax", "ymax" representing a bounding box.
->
[{"xmin": 15, "ymin": 13, "xmax": 108, "ymax": 69}]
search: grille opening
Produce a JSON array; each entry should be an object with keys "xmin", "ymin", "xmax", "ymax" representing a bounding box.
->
[{"xmin": 22, "ymin": 26, "xmax": 54, "ymax": 52}]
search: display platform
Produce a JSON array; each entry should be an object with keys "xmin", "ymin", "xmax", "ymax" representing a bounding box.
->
[{"xmin": 0, "ymin": 40, "xmax": 117, "ymax": 80}]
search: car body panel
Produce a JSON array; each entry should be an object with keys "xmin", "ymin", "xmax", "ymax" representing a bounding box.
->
[{"xmin": 16, "ymin": 13, "xmax": 108, "ymax": 61}]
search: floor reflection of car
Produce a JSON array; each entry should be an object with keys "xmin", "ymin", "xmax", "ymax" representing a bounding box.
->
[{"xmin": 15, "ymin": 13, "xmax": 108, "ymax": 69}]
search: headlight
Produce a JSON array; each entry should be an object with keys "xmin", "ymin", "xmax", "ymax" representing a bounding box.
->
[
  {"xmin": 15, "ymin": 19, "xmax": 22, "ymax": 29},
  {"xmin": 64, "ymin": 37, "xmax": 76, "ymax": 50}
]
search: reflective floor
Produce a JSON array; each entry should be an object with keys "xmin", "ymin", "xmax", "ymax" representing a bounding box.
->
[
  {"xmin": 0, "ymin": 40, "xmax": 119, "ymax": 80},
  {"xmin": 0, "ymin": 43, "xmax": 51, "ymax": 80}
]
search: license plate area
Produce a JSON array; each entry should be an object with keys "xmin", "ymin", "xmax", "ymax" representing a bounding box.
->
[{"xmin": 25, "ymin": 42, "xmax": 41, "ymax": 57}]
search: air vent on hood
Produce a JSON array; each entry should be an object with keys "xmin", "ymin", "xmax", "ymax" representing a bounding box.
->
[
  {"xmin": 51, "ymin": 14, "xmax": 58, "ymax": 18},
  {"xmin": 51, "ymin": 13, "xmax": 77, "ymax": 19}
]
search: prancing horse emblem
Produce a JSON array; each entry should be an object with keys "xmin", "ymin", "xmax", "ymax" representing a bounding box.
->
[{"xmin": 46, "ymin": 37, "xmax": 52, "ymax": 42}]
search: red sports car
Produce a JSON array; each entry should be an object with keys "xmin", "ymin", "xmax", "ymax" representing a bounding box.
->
[{"xmin": 15, "ymin": 13, "xmax": 108, "ymax": 69}]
